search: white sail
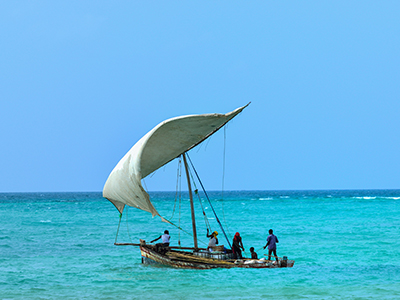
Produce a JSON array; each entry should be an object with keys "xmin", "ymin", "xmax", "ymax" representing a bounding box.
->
[{"xmin": 103, "ymin": 104, "xmax": 249, "ymax": 216}]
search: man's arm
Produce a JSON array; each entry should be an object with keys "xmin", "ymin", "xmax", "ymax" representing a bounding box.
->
[
  {"xmin": 150, "ymin": 235, "xmax": 161, "ymax": 243},
  {"xmin": 263, "ymin": 238, "xmax": 270, "ymax": 249}
]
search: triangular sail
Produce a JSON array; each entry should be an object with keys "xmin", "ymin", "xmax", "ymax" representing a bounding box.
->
[{"xmin": 103, "ymin": 104, "xmax": 249, "ymax": 216}]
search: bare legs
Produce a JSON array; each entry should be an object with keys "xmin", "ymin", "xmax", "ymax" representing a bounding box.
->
[{"xmin": 268, "ymin": 249, "xmax": 278, "ymax": 262}]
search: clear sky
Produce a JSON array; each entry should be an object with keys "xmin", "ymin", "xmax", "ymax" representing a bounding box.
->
[{"xmin": 1, "ymin": 1, "xmax": 399, "ymax": 193}]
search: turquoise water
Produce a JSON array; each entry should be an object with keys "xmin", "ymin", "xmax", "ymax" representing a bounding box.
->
[{"xmin": 1, "ymin": 190, "xmax": 400, "ymax": 299}]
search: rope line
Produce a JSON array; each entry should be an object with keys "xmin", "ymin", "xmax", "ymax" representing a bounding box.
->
[
  {"xmin": 162, "ymin": 217, "xmax": 208, "ymax": 246},
  {"xmin": 178, "ymin": 159, "xmax": 182, "ymax": 246},
  {"xmin": 115, "ymin": 212, "xmax": 123, "ymax": 243},
  {"xmin": 221, "ymin": 126, "xmax": 231, "ymax": 237},
  {"xmin": 194, "ymin": 188, "xmax": 212, "ymax": 232},
  {"xmin": 222, "ymin": 126, "xmax": 226, "ymax": 197},
  {"xmin": 255, "ymin": 247, "xmax": 264, "ymax": 253},
  {"xmin": 186, "ymin": 153, "xmax": 232, "ymax": 249},
  {"xmin": 186, "ymin": 162, "xmax": 212, "ymax": 233},
  {"xmin": 169, "ymin": 158, "xmax": 182, "ymax": 220},
  {"xmin": 126, "ymin": 206, "xmax": 133, "ymax": 243}
]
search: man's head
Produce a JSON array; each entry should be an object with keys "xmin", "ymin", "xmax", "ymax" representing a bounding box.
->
[
  {"xmin": 269, "ymin": 229, "xmax": 273, "ymax": 234},
  {"xmin": 164, "ymin": 230, "xmax": 169, "ymax": 234},
  {"xmin": 250, "ymin": 247, "xmax": 255, "ymax": 252}
]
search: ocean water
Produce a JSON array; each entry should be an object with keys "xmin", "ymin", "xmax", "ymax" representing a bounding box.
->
[{"xmin": 1, "ymin": 190, "xmax": 399, "ymax": 299}]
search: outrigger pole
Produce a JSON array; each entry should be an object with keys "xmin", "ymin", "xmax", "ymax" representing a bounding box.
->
[{"xmin": 182, "ymin": 153, "xmax": 198, "ymax": 250}]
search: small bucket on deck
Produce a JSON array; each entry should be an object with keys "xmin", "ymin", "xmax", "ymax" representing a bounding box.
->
[{"xmin": 281, "ymin": 256, "xmax": 288, "ymax": 267}]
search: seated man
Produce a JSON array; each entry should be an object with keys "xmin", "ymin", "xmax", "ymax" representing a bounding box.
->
[
  {"xmin": 250, "ymin": 247, "xmax": 258, "ymax": 259},
  {"xmin": 151, "ymin": 230, "xmax": 170, "ymax": 253}
]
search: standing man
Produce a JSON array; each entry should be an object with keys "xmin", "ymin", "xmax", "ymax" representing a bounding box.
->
[
  {"xmin": 232, "ymin": 232, "xmax": 245, "ymax": 259},
  {"xmin": 263, "ymin": 229, "xmax": 279, "ymax": 262}
]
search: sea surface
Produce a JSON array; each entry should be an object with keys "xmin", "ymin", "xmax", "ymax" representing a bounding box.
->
[{"xmin": 1, "ymin": 190, "xmax": 399, "ymax": 299}]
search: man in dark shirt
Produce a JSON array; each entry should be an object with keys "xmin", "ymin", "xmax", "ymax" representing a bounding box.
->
[
  {"xmin": 232, "ymin": 232, "xmax": 244, "ymax": 259},
  {"xmin": 263, "ymin": 229, "xmax": 279, "ymax": 262}
]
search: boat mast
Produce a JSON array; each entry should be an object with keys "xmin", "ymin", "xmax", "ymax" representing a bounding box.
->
[{"xmin": 182, "ymin": 153, "xmax": 198, "ymax": 250}]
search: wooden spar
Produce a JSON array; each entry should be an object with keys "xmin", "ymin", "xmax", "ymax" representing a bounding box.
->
[
  {"xmin": 114, "ymin": 243, "xmax": 206, "ymax": 251},
  {"xmin": 182, "ymin": 153, "xmax": 198, "ymax": 250}
]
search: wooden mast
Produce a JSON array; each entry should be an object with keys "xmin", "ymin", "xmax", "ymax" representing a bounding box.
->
[{"xmin": 182, "ymin": 153, "xmax": 198, "ymax": 250}]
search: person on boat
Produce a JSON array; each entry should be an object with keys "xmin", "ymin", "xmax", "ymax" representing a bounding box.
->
[
  {"xmin": 232, "ymin": 232, "xmax": 244, "ymax": 259},
  {"xmin": 250, "ymin": 247, "xmax": 258, "ymax": 259},
  {"xmin": 206, "ymin": 229, "xmax": 219, "ymax": 252},
  {"xmin": 151, "ymin": 230, "xmax": 170, "ymax": 252},
  {"xmin": 263, "ymin": 229, "xmax": 279, "ymax": 262}
]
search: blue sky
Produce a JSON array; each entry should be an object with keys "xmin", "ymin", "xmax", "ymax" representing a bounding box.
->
[{"xmin": 1, "ymin": 1, "xmax": 399, "ymax": 192}]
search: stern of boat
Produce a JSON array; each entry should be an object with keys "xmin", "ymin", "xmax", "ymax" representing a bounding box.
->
[{"xmin": 140, "ymin": 240, "xmax": 158, "ymax": 265}]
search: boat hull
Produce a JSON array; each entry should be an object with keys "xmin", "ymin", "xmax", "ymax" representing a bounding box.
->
[{"xmin": 140, "ymin": 245, "xmax": 294, "ymax": 269}]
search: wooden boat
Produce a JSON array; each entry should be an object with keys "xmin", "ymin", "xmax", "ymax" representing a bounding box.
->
[
  {"xmin": 139, "ymin": 242, "xmax": 294, "ymax": 269},
  {"xmin": 103, "ymin": 103, "xmax": 295, "ymax": 269}
]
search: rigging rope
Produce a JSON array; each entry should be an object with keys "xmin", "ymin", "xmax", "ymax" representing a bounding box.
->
[
  {"xmin": 114, "ymin": 206, "xmax": 133, "ymax": 244},
  {"xmin": 186, "ymin": 163, "xmax": 212, "ymax": 233},
  {"xmin": 162, "ymin": 218, "xmax": 208, "ymax": 246},
  {"xmin": 222, "ymin": 126, "xmax": 226, "ymax": 197},
  {"xmin": 169, "ymin": 158, "xmax": 182, "ymax": 220},
  {"xmin": 114, "ymin": 212, "xmax": 123, "ymax": 243},
  {"xmin": 221, "ymin": 126, "xmax": 231, "ymax": 237},
  {"xmin": 194, "ymin": 189, "xmax": 212, "ymax": 233},
  {"xmin": 186, "ymin": 153, "xmax": 232, "ymax": 249},
  {"xmin": 177, "ymin": 158, "xmax": 182, "ymax": 246},
  {"xmin": 255, "ymin": 247, "xmax": 264, "ymax": 253},
  {"xmin": 126, "ymin": 206, "xmax": 133, "ymax": 243}
]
